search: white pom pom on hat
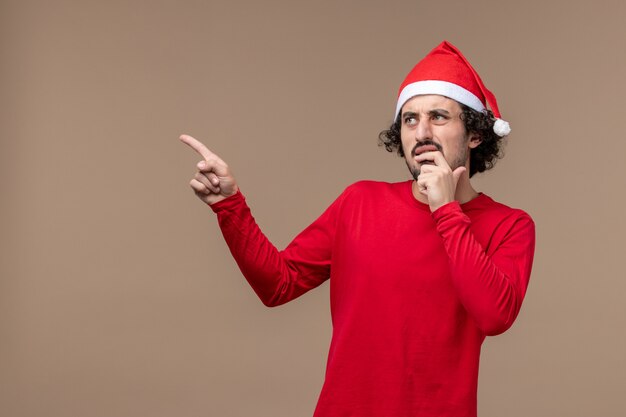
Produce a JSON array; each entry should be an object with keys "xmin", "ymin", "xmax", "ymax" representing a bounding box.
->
[
  {"xmin": 395, "ymin": 41, "xmax": 511, "ymax": 137},
  {"xmin": 493, "ymin": 118, "xmax": 511, "ymax": 137}
]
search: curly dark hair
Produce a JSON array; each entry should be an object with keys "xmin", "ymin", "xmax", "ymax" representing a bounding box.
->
[{"xmin": 378, "ymin": 103, "xmax": 505, "ymax": 177}]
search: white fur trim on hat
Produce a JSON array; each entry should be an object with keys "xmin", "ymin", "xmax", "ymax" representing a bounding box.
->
[
  {"xmin": 493, "ymin": 118, "xmax": 511, "ymax": 137},
  {"xmin": 395, "ymin": 80, "xmax": 486, "ymax": 119}
]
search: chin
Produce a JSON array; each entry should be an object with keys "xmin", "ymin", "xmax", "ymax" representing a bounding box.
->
[{"xmin": 408, "ymin": 161, "xmax": 435, "ymax": 181}]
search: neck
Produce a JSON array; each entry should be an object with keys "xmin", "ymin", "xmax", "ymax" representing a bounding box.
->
[{"xmin": 454, "ymin": 175, "xmax": 480, "ymax": 204}]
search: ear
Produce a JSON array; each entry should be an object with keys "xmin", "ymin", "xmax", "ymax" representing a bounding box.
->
[{"xmin": 468, "ymin": 132, "xmax": 482, "ymax": 149}]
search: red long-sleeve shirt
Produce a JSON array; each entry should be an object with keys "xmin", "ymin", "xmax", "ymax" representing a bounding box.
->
[{"xmin": 209, "ymin": 180, "xmax": 535, "ymax": 417}]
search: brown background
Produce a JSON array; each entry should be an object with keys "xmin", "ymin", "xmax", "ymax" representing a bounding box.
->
[{"xmin": 2, "ymin": 0, "xmax": 625, "ymax": 416}]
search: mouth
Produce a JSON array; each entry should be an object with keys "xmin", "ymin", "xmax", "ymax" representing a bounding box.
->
[{"xmin": 412, "ymin": 144, "xmax": 439, "ymax": 157}]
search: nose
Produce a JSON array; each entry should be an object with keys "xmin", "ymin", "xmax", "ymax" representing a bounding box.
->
[{"xmin": 414, "ymin": 118, "xmax": 433, "ymax": 142}]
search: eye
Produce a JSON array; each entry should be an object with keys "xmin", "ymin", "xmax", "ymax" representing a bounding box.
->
[
  {"xmin": 404, "ymin": 116, "xmax": 417, "ymax": 126},
  {"xmin": 430, "ymin": 113, "xmax": 449, "ymax": 124}
]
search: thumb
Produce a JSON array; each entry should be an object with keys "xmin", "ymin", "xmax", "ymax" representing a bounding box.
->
[{"xmin": 452, "ymin": 166, "xmax": 467, "ymax": 184}]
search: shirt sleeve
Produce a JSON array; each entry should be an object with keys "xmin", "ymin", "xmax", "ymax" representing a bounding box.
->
[
  {"xmin": 432, "ymin": 201, "xmax": 536, "ymax": 336},
  {"xmin": 209, "ymin": 189, "xmax": 345, "ymax": 307}
]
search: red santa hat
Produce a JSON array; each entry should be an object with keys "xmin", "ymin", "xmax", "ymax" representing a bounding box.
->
[{"xmin": 395, "ymin": 40, "xmax": 511, "ymax": 137}]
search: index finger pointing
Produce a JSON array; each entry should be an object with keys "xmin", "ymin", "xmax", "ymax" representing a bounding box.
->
[{"xmin": 179, "ymin": 134, "xmax": 217, "ymax": 161}]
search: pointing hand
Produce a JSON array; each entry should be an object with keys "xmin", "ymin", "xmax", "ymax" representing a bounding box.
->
[{"xmin": 180, "ymin": 134, "xmax": 239, "ymax": 205}]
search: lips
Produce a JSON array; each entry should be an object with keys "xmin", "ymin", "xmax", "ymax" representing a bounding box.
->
[{"xmin": 413, "ymin": 144, "xmax": 439, "ymax": 156}]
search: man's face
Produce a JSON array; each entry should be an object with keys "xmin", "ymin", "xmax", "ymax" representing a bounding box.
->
[{"xmin": 400, "ymin": 95, "xmax": 479, "ymax": 180}]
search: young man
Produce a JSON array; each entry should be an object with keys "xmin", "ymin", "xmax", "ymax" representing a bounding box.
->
[{"xmin": 181, "ymin": 41, "xmax": 535, "ymax": 417}]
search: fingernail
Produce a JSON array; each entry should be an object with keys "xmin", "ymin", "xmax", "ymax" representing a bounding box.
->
[{"xmin": 197, "ymin": 161, "xmax": 206, "ymax": 169}]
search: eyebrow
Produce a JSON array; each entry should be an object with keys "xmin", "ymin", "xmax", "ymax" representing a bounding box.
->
[
  {"xmin": 401, "ymin": 108, "xmax": 451, "ymax": 119},
  {"xmin": 428, "ymin": 109, "xmax": 451, "ymax": 116}
]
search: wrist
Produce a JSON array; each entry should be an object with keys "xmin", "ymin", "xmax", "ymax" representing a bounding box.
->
[
  {"xmin": 431, "ymin": 199, "xmax": 459, "ymax": 215},
  {"xmin": 429, "ymin": 197, "xmax": 455, "ymax": 213},
  {"xmin": 209, "ymin": 188, "xmax": 243, "ymax": 212}
]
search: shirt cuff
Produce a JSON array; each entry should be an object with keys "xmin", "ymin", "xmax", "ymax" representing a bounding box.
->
[
  {"xmin": 431, "ymin": 200, "xmax": 462, "ymax": 219},
  {"xmin": 208, "ymin": 189, "xmax": 245, "ymax": 213},
  {"xmin": 431, "ymin": 200, "xmax": 471, "ymax": 233}
]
